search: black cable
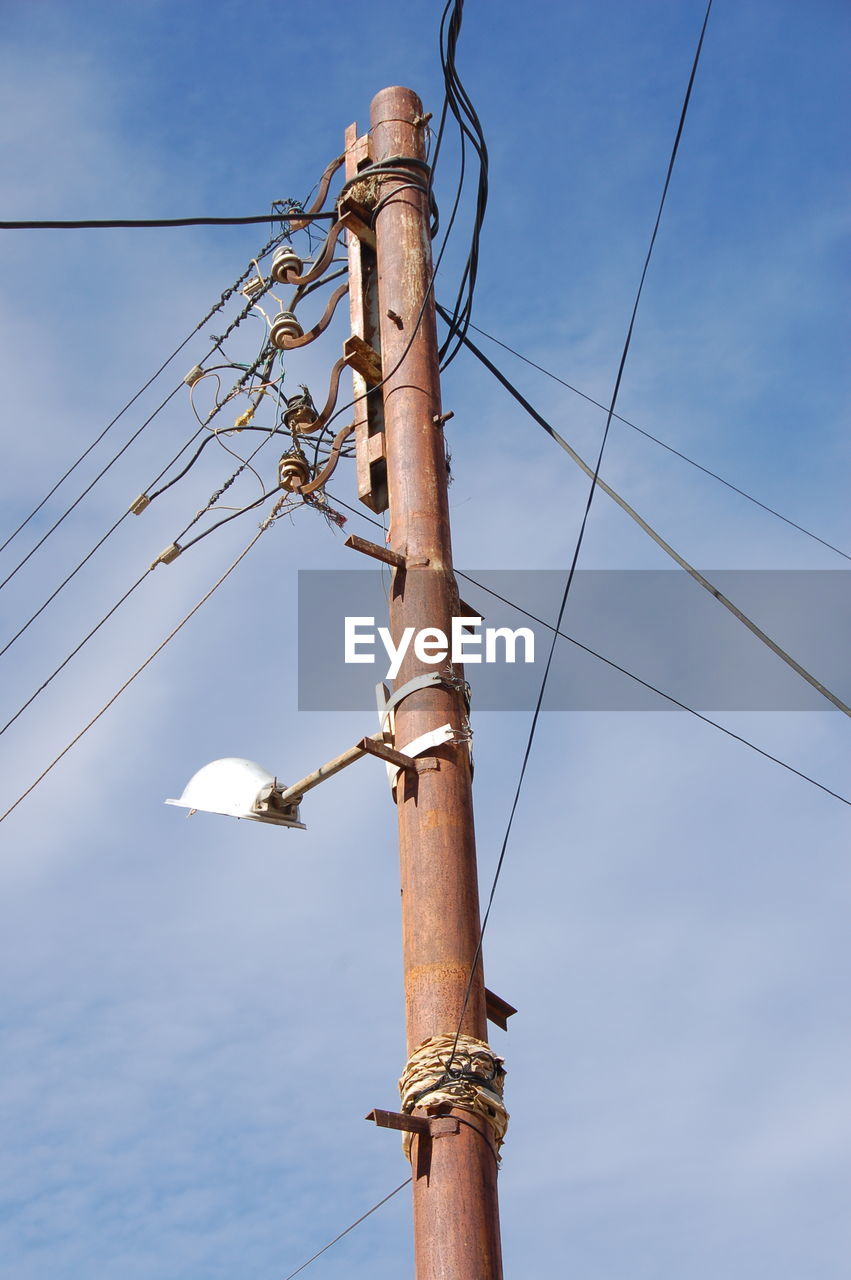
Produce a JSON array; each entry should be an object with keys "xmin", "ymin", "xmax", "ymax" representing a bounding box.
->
[
  {"xmin": 178, "ymin": 490, "xmax": 277, "ymax": 552},
  {"xmin": 441, "ymin": 320, "xmax": 850, "ymax": 715},
  {"xmin": 458, "ymin": 573, "xmax": 851, "ymax": 807},
  {"xmin": 0, "ymin": 213, "xmax": 336, "ymax": 230},
  {"xmin": 325, "ymin": 491, "xmax": 850, "ymax": 807},
  {"xmin": 444, "ymin": 0, "xmax": 716, "ymax": 1071},
  {"xmin": 444, "ymin": 0, "xmax": 715, "ymax": 1071},
  {"xmin": 464, "ymin": 320, "xmax": 851, "ymax": 562},
  {"xmin": 147, "ymin": 426, "xmax": 286, "ymax": 503},
  {"xmin": 431, "ymin": 0, "xmax": 490, "ymax": 371}
]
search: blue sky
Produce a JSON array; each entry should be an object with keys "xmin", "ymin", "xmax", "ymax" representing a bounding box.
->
[{"xmin": 0, "ymin": 2, "xmax": 849, "ymax": 1277}]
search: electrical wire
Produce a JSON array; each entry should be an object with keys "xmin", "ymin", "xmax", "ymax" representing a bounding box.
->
[
  {"xmin": 0, "ymin": 213, "xmax": 337, "ymax": 230},
  {"xmin": 0, "ymin": 228, "xmax": 290, "ymax": 559},
  {"xmin": 147, "ymin": 425, "xmax": 286, "ymax": 504},
  {"xmin": 0, "ymin": 511, "xmax": 128, "ymax": 662},
  {"xmin": 0, "ymin": 283, "xmax": 279, "ymax": 597},
  {"xmin": 0, "ymin": 351, "xmax": 278, "ymax": 663},
  {"xmin": 444, "ymin": 0, "xmax": 717, "ymax": 1072},
  {"xmin": 456, "ymin": 573, "xmax": 851, "ymax": 807},
  {"xmin": 0, "ymin": 380, "xmax": 183, "ymax": 594},
  {"xmin": 1, "ymin": 163, "xmax": 342, "ymax": 570},
  {"xmin": 430, "ymin": 0, "xmax": 489, "ymax": 371},
  {"xmin": 178, "ymin": 490, "xmax": 278, "ymax": 552},
  {"xmin": 465, "ymin": 319, "xmax": 850, "ymax": 562},
  {"xmin": 0, "ymin": 379, "xmax": 286, "ymax": 732},
  {"xmin": 280, "ymin": 1178, "xmax": 412, "ymax": 1280},
  {"xmin": 442, "ymin": 318, "xmax": 849, "ymax": 716},
  {"xmin": 0, "ymin": 498, "xmax": 299, "ymax": 826},
  {"xmin": 325, "ymin": 491, "xmax": 850, "ymax": 806},
  {"xmin": 0, "ymin": 162, "xmax": 340, "ymax": 628}
]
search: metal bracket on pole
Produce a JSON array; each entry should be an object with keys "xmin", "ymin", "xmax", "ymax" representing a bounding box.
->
[
  {"xmin": 337, "ymin": 202, "xmax": 377, "ymax": 250},
  {"xmin": 366, "ymin": 1108, "xmax": 461, "ymax": 1182},
  {"xmin": 343, "ymin": 334, "xmax": 383, "ymax": 385},
  {"xmin": 275, "ymin": 732, "xmax": 415, "ymax": 806},
  {"xmin": 485, "ymin": 989, "xmax": 517, "ymax": 1031},
  {"xmin": 366, "ymin": 1108, "xmax": 460, "ymax": 1138},
  {"xmin": 378, "ymin": 670, "xmax": 463, "ymax": 731},
  {"xmin": 344, "ymin": 533, "xmax": 406, "ymax": 570}
]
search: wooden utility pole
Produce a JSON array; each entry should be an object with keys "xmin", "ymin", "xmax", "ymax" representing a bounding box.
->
[{"xmin": 346, "ymin": 86, "xmax": 505, "ymax": 1279}]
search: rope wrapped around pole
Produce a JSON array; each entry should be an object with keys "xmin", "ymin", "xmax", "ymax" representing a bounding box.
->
[{"xmin": 398, "ymin": 1034, "xmax": 509, "ymax": 1161}]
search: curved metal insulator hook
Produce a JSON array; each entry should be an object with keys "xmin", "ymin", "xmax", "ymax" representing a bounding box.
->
[
  {"xmin": 284, "ymin": 219, "xmax": 348, "ymax": 287},
  {"xmin": 298, "ymin": 422, "xmax": 356, "ymax": 495},
  {"xmin": 287, "ymin": 153, "xmax": 345, "ymax": 230},
  {"xmin": 277, "ymin": 283, "xmax": 349, "ymax": 351},
  {"xmin": 303, "ymin": 356, "xmax": 348, "ymax": 436}
]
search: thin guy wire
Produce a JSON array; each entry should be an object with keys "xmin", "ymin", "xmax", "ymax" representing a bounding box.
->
[
  {"xmin": 447, "ymin": 320, "xmax": 849, "ymax": 716},
  {"xmin": 465, "ymin": 319, "xmax": 850, "ymax": 563},
  {"xmin": 0, "ymin": 229, "xmax": 288, "ymax": 558},
  {"xmin": 281, "ymin": 1178, "xmax": 412, "ymax": 1280},
  {"xmin": 325, "ymin": 491, "xmax": 850, "ymax": 807}
]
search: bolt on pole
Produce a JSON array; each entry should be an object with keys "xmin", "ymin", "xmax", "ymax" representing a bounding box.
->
[{"xmin": 368, "ymin": 85, "xmax": 504, "ymax": 1280}]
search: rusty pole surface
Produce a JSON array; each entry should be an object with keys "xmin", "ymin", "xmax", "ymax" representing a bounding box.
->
[{"xmin": 370, "ymin": 85, "xmax": 504, "ymax": 1280}]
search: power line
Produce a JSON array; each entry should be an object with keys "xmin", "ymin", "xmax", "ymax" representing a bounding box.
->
[
  {"xmin": 449, "ymin": 0, "xmax": 714, "ymax": 1064},
  {"xmin": 281, "ymin": 1178, "xmax": 412, "ymax": 1280},
  {"xmin": 0, "ymin": 229, "xmax": 289, "ymax": 560},
  {"xmin": 443, "ymin": 319, "xmax": 850, "ymax": 716},
  {"xmin": 0, "ymin": 382, "xmax": 183, "ymax": 595},
  {"xmin": 0, "ymin": 412, "xmax": 284, "ymax": 737},
  {"xmin": 0, "ymin": 274, "xmax": 282, "ymax": 594},
  {"xmin": 465, "ymin": 319, "xmax": 850, "ymax": 563},
  {"xmin": 455, "ymin": 572, "xmax": 851, "ymax": 808},
  {"xmin": 326, "ymin": 491, "xmax": 850, "ymax": 807},
  {"xmin": 0, "ymin": 155, "xmax": 349, "ymax": 562},
  {"xmin": 431, "ymin": 0, "xmax": 489, "ymax": 371},
  {"xmin": 0, "ymin": 350, "xmax": 278, "ymax": 663},
  {"xmin": 0, "ymin": 213, "xmax": 336, "ymax": 230},
  {"xmin": 0, "ymin": 501, "xmax": 295, "ymax": 827}
]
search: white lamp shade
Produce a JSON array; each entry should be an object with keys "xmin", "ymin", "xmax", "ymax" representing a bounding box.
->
[{"xmin": 166, "ymin": 758, "xmax": 305, "ymax": 829}]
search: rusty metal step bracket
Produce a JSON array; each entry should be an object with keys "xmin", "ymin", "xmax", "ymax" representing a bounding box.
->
[
  {"xmin": 366, "ymin": 1109, "xmax": 460, "ymax": 1138},
  {"xmin": 338, "ymin": 200, "xmax": 377, "ymax": 250},
  {"xmin": 343, "ymin": 334, "xmax": 383, "ymax": 385},
  {"xmin": 485, "ymin": 989, "xmax": 517, "ymax": 1031},
  {"xmin": 344, "ymin": 532, "xmax": 406, "ymax": 570}
]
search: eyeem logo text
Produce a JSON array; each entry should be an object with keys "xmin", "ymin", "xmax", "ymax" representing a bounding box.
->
[{"xmin": 344, "ymin": 616, "xmax": 536, "ymax": 680}]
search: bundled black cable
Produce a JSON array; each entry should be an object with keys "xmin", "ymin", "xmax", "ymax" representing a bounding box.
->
[{"xmin": 431, "ymin": 0, "xmax": 489, "ymax": 370}]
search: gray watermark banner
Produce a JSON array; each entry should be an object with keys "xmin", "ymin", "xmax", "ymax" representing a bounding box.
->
[{"xmin": 297, "ymin": 569, "xmax": 850, "ymax": 712}]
